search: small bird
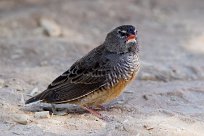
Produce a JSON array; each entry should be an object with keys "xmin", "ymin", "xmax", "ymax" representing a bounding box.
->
[{"xmin": 26, "ymin": 25, "xmax": 140, "ymax": 119}]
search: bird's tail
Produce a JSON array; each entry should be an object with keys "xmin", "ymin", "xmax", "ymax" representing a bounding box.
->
[{"xmin": 25, "ymin": 93, "xmax": 44, "ymax": 104}]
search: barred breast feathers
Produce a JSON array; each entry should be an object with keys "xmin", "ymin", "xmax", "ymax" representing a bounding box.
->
[{"xmin": 104, "ymin": 53, "xmax": 140, "ymax": 90}]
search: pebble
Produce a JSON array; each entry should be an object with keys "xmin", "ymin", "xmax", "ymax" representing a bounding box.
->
[
  {"xmin": 39, "ymin": 18, "xmax": 62, "ymax": 37},
  {"xmin": 0, "ymin": 79, "xmax": 4, "ymax": 88},
  {"xmin": 29, "ymin": 87, "xmax": 39, "ymax": 96},
  {"xmin": 19, "ymin": 94, "xmax": 25, "ymax": 106},
  {"xmin": 13, "ymin": 84, "xmax": 24, "ymax": 91},
  {"xmin": 143, "ymin": 94, "xmax": 149, "ymax": 100},
  {"xmin": 143, "ymin": 125, "xmax": 154, "ymax": 130},
  {"xmin": 34, "ymin": 111, "xmax": 50, "ymax": 119},
  {"xmin": 139, "ymin": 72, "xmax": 156, "ymax": 81},
  {"xmin": 12, "ymin": 114, "xmax": 30, "ymax": 125}
]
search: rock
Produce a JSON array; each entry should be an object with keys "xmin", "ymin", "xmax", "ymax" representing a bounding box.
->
[
  {"xmin": 187, "ymin": 34, "xmax": 204, "ymax": 54},
  {"xmin": 39, "ymin": 18, "xmax": 62, "ymax": 37},
  {"xmin": 19, "ymin": 94, "xmax": 25, "ymax": 106},
  {"xmin": 12, "ymin": 114, "xmax": 30, "ymax": 125},
  {"xmin": 139, "ymin": 72, "xmax": 156, "ymax": 81},
  {"xmin": 29, "ymin": 87, "xmax": 39, "ymax": 96},
  {"xmin": 0, "ymin": 79, "xmax": 5, "ymax": 88},
  {"xmin": 143, "ymin": 124, "xmax": 154, "ymax": 130},
  {"xmin": 34, "ymin": 111, "xmax": 50, "ymax": 119},
  {"xmin": 143, "ymin": 94, "xmax": 149, "ymax": 100}
]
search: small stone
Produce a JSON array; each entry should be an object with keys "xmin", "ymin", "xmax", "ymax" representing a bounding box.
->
[
  {"xmin": 19, "ymin": 94, "xmax": 25, "ymax": 106},
  {"xmin": 29, "ymin": 87, "xmax": 39, "ymax": 96},
  {"xmin": 39, "ymin": 18, "xmax": 62, "ymax": 37},
  {"xmin": 143, "ymin": 125, "xmax": 154, "ymax": 130},
  {"xmin": 143, "ymin": 95, "xmax": 149, "ymax": 100},
  {"xmin": 34, "ymin": 111, "xmax": 50, "ymax": 119},
  {"xmin": 0, "ymin": 79, "xmax": 5, "ymax": 88},
  {"xmin": 139, "ymin": 73, "xmax": 156, "ymax": 81},
  {"xmin": 12, "ymin": 114, "xmax": 30, "ymax": 125},
  {"xmin": 14, "ymin": 84, "xmax": 24, "ymax": 91}
]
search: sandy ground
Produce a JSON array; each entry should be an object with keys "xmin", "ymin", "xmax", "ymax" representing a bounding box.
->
[{"xmin": 0, "ymin": 0, "xmax": 204, "ymax": 135}]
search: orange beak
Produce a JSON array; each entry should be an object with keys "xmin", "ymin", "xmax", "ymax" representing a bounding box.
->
[
  {"xmin": 126, "ymin": 34, "xmax": 137, "ymax": 44},
  {"xmin": 127, "ymin": 34, "xmax": 136, "ymax": 40}
]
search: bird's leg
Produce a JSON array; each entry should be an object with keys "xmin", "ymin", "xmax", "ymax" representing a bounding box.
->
[
  {"xmin": 81, "ymin": 106, "xmax": 103, "ymax": 119},
  {"xmin": 96, "ymin": 105, "xmax": 109, "ymax": 110},
  {"xmin": 95, "ymin": 105, "xmax": 112, "ymax": 111}
]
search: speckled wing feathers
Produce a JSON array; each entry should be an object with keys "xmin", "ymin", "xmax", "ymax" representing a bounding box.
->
[
  {"xmin": 44, "ymin": 65, "xmax": 110, "ymax": 103},
  {"xmin": 27, "ymin": 45, "xmax": 117, "ymax": 103}
]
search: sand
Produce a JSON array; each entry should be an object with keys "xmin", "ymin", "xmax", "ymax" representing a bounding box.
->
[{"xmin": 0, "ymin": 0, "xmax": 204, "ymax": 135}]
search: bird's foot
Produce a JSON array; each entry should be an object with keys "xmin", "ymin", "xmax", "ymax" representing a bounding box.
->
[
  {"xmin": 81, "ymin": 106, "xmax": 102, "ymax": 118},
  {"xmin": 96, "ymin": 105, "xmax": 109, "ymax": 110},
  {"xmin": 81, "ymin": 106, "xmax": 112, "ymax": 121},
  {"xmin": 89, "ymin": 105, "xmax": 110, "ymax": 111}
]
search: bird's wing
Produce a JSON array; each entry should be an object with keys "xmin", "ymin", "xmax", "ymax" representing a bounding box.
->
[{"xmin": 32, "ymin": 48, "xmax": 115, "ymax": 103}]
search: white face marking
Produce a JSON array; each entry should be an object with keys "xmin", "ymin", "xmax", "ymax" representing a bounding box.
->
[
  {"xmin": 118, "ymin": 29, "xmax": 127, "ymax": 35},
  {"xmin": 121, "ymin": 30, "xmax": 127, "ymax": 33}
]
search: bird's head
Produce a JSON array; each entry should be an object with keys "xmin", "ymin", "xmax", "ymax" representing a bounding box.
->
[{"xmin": 104, "ymin": 25, "xmax": 138, "ymax": 54}]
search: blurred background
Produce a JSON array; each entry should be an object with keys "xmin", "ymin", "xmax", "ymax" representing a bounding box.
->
[{"xmin": 0, "ymin": 0, "xmax": 204, "ymax": 136}]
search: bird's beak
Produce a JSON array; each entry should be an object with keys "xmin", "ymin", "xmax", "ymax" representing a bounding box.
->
[{"xmin": 126, "ymin": 34, "xmax": 137, "ymax": 44}]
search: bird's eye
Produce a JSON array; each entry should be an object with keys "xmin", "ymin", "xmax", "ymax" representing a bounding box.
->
[{"xmin": 118, "ymin": 30, "xmax": 127, "ymax": 37}]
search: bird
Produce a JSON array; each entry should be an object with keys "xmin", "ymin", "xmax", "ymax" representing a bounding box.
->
[{"xmin": 25, "ymin": 25, "xmax": 140, "ymax": 119}]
